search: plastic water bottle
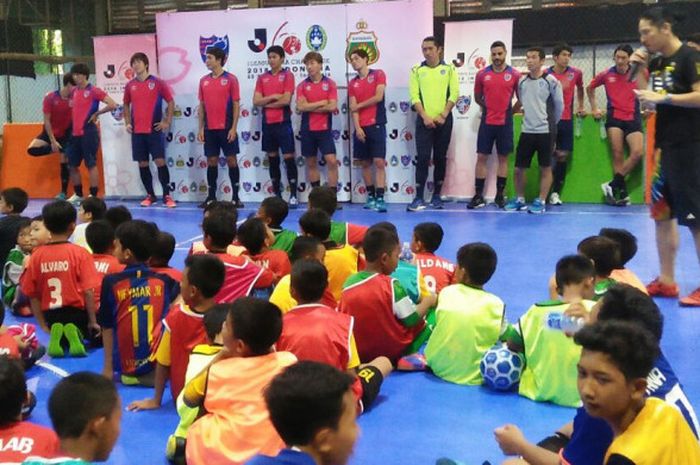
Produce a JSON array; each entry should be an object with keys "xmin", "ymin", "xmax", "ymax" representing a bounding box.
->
[
  {"xmin": 400, "ymin": 242, "xmax": 413, "ymax": 262},
  {"xmin": 574, "ymin": 115, "xmax": 582, "ymax": 138},
  {"xmin": 599, "ymin": 118, "xmax": 607, "ymax": 140},
  {"xmin": 545, "ymin": 312, "xmax": 584, "ymax": 333}
]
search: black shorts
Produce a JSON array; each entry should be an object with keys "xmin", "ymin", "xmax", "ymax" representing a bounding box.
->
[
  {"xmin": 44, "ymin": 306, "xmax": 88, "ymax": 338},
  {"xmin": 606, "ymin": 117, "xmax": 642, "ymax": 137},
  {"xmin": 657, "ymin": 141, "xmax": 700, "ymax": 228},
  {"xmin": 353, "ymin": 124, "xmax": 387, "ymax": 160},
  {"xmin": 515, "ymin": 133, "xmax": 554, "ymax": 168},
  {"xmin": 67, "ymin": 125, "xmax": 99, "ymax": 168},
  {"xmin": 131, "ymin": 132, "xmax": 165, "ymax": 162},
  {"xmin": 555, "ymin": 119, "xmax": 574, "ymax": 152},
  {"xmin": 262, "ymin": 122, "xmax": 295, "ymax": 154},
  {"xmin": 301, "ymin": 130, "xmax": 336, "ymax": 158},
  {"xmin": 357, "ymin": 365, "xmax": 384, "ymax": 412},
  {"xmin": 477, "ymin": 122, "xmax": 513, "ymax": 155},
  {"xmin": 204, "ymin": 129, "xmax": 240, "ymax": 158},
  {"xmin": 37, "ymin": 130, "xmax": 71, "ymax": 153}
]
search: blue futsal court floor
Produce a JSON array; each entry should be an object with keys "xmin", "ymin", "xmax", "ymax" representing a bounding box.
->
[{"xmin": 8, "ymin": 200, "xmax": 700, "ymax": 465}]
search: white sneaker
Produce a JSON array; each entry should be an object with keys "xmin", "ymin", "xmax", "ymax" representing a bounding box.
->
[
  {"xmin": 67, "ymin": 194, "xmax": 83, "ymax": 205},
  {"xmin": 548, "ymin": 192, "xmax": 563, "ymax": 205}
]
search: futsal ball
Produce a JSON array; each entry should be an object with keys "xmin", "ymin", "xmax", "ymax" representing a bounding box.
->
[{"xmin": 480, "ymin": 344, "xmax": 524, "ymax": 391}]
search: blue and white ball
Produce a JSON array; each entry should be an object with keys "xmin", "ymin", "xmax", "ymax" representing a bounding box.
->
[{"xmin": 480, "ymin": 344, "xmax": 524, "ymax": 391}]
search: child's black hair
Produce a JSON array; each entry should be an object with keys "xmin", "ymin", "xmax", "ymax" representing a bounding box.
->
[
  {"xmin": 299, "ymin": 209, "xmax": 331, "ymax": 241},
  {"xmin": 363, "ymin": 225, "xmax": 399, "ymax": 263},
  {"xmin": 105, "ymin": 206, "xmax": 132, "ymax": 230},
  {"xmin": 227, "ymin": 297, "xmax": 283, "ymax": 355},
  {"xmin": 151, "ymin": 231, "xmax": 176, "ymax": 265},
  {"xmin": 555, "ymin": 254, "xmax": 595, "ymax": 295},
  {"xmin": 86, "ymin": 220, "xmax": 115, "ymax": 255},
  {"xmin": 202, "ymin": 211, "xmax": 237, "ymax": 249},
  {"xmin": 599, "ymin": 228, "xmax": 638, "ymax": 267},
  {"xmin": 204, "ymin": 201, "xmax": 238, "ymax": 222},
  {"xmin": 265, "ymin": 361, "xmax": 355, "ymax": 446},
  {"xmin": 577, "ymin": 236, "xmax": 620, "ymax": 277},
  {"xmin": 597, "ymin": 284, "xmax": 664, "ymax": 343},
  {"xmin": 456, "ymin": 242, "xmax": 497, "ymax": 286},
  {"xmin": 308, "ymin": 186, "xmax": 337, "ymax": 217},
  {"xmin": 48, "ymin": 371, "xmax": 119, "ymax": 438},
  {"xmin": 237, "ymin": 217, "xmax": 268, "ymax": 255},
  {"xmin": 413, "ymin": 222, "xmax": 444, "ymax": 253},
  {"xmin": 80, "ymin": 196, "xmax": 107, "ymax": 220},
  {"xmin": 184, "ymin": 254, "xmax": 225, "ymax": 298},
  {"xmin": 575, "ymin": 320, "xmax": 658, "ymax": 381},
  {"xmin": 289, "ymin": 236, "xmax": 322, "ymax": 263},
  {"xmin": 203, "ymin": 304, "xmax": 229, "ymax": 343},
  {"xmin": 42, "ymin": 200, "xmax": 77, "ymax": 234},
  {"xmin": 1, "ymin": 188, "xmax": 28, "ymax": 214},
  {"xmin": 115, "ymin": 220, "xmax": 159, "ymax": 262},
  {"xmin": 290, "ymin": 259, "xmax": 328, "ymax": 303},
  {"xmin": 15, "ymin": 217, "xmax": 32, "ymax": 235},
  {"xmin": 0, "ymin": 356, "xmax": 26, "ymax": 426},
  {"xmin": 260, "ymin": 197, "xmax": 289, "ymax": 228}
]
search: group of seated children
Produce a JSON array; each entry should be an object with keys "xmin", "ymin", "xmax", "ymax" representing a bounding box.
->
[{"xmin": 2, "ymin": 184, "xmax": 700, "ymax": 465}]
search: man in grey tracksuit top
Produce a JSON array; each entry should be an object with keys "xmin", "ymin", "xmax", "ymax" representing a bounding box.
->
[{"xmin": 505, "ymin": 46, "xmax": 564, "ymax": 214}]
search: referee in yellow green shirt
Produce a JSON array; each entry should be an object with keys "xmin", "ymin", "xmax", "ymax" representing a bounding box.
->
[{"xmin": 408, "ymin": 36, "xmax": 459, "ymax": 211}]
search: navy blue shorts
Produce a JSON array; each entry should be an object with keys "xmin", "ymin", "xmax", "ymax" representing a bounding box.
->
[
  {"xmin": 477, "ymin": 122, "xmax": 513, "ymax": 155},
  {"xmin": 67, "ymin": 125, "xmax": 99, "ymax": 168},
  {"xmin": 131, "ymin": 132, "xmax": 165, "ymax": 162},
  {"xmin": 204, "ymin": 129, "xmax": 239, "ymax": 158},
  {"xmin": 301, "ymin": 130, "xmax": 336, "ymax": 158},
  {"xmin": 262, "ymin": 122, "xmax": 295, "ymax": 154},
  {"xmin": 353, "ymin": 124, "xmax": 387, "ymax": 160},
  {"xmin": 37, "ymin": 130, "xmax": 70, "ymax": 153},
  {"xmin": 605, "ymin": 117, "xmax": 642, "ymax": 137},
  {"xmin": 555, "ymin": 119, "xmax": 574, "ymax": 152}
]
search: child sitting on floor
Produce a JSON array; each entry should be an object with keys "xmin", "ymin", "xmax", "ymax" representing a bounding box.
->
[
  {"xmin": 149, "ymin": 231, "xmax": 183, "ymax": 282},
  {"xmin": 308, "ymin": 186, "xmax": 368, "ymax": 247},
  {"xmin": 3, "ymin": 218, "xmax": 32, "ymax": 316},
  {"xmin": 238, "ymin": 217, "xmax": 291, "ymax": 284},
  {"xmin": 599, "ymin": 228, "xmax": 647, "ymax": 294},
  {"xmin": 189, "ymin": 201, "xmax": 245, "ymax": 256},
  {"xmin": 71, "ymin": 196, "xmax": 106, "ymax": 252},
  {"xmin": 577, "ymin": 236, "xmax": 619, "ymax": 300},
  {"xmin": 411, "ymin": 222, "xmax": 456, "ymax": 295},
  {"xmin": 257, "ymin": 197, "xmax": 297, "ymax": 254}
]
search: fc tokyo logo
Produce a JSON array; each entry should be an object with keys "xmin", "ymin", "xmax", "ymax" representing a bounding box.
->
[
  {"xmin": 456, "ymin": 95, "xmax": 471, "ymax": 115},
  {"xmin": 306, "ymin": 25, "xmax": 327, "ymax": 52},
  {"xmin": 221, "ymin": 79, "xmax": 228, "ymax": 86},
  {"xmin": 199, "ymin": 35, "xmax": 230, "ymax": 64},
  {"xmin": 148, "ymin": 81, "xmax": 155, "ymax": 90},
  {"xmin": 504, "ymin": 73, "xmax": 512, "ymax": 82}
]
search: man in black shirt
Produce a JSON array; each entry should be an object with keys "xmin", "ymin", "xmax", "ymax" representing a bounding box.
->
[{"xmin": 633, "ymin": 7, "xmax": 700, "ymax": 306}]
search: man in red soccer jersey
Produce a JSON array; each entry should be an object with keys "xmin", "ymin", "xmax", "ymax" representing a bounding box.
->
[
  {"xmin": 296, "ymin": 52, "xmax": 339, "ymax": 198},
  {"xmin": 123, "ymin": 52, "xmax": 176, "ymax": 209},
  {"xmin": 66, "ymin": 63, "xmax": 117, "ymax": 204},
  {"xmin": 27, "ymin": 73, "xmax": 76, "ymax": 200},
  {"xmin": 253, "ymin": 46, "xmax": 299, "ymax": 208},
  {"xmin": 197, "ymin": 47, "xmax": 242, "ymax": 208},
  {"xmin": 469, "ymin": 41, "xmax": 520, "ymax": 210},
  {"xmin": 587, "ymin": 45, "xmax": 643, "ymax": 206},
  {"xmin": 548, "ymin": 43, "xmax": 586, "ymax": 206},
  {"xmin": 349, "ymin": 49, "xmax": 388, "ymax": 213}
]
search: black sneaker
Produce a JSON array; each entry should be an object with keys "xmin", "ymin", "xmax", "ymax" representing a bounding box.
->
[
  {"xmin": 467, "ymin": 194, "xmax": 486, "ymax": 210},
  {"xmin": 616, "ymin": 189, "xmax": 630, "ymax": 206},
  {"xmin": 198, "ymin": 197, "xmax": 215, "ymax": 209},
  {"xmin": 494, "ymin": 194, "xmax": 506, "ymax": 209}
]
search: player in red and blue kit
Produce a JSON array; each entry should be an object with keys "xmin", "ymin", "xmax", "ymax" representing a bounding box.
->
[
  {"xmin": 470, "ymin": 41, "xmax": 520, "ymax": 210},
  {"xmin": 296, "ymin": 52, "xmax": 339, "ymax": 198},
  {"xmin": 197, "ymin": 46, "xmax": 242, "ymax": 208},
  {"xmin": 66, "ymin": 63, "xmax": 117, "ymax": 204},
  {"xmin": 548, "ymin": 43, "xmax": 586, "ymax": 206},
  {"xmin": 123, "ymin": 52, "xmax": 176, "ymax": 209},
  {"xmin": 349, "ymin": 48, "xmax": 388, "ymax": 213},
  {"xmin": 253, "ymin": 46, "xmax": 299, "ymax": 208},
  {"xmin": 27, "ymin": 73, "xmax": 76, "ymax": 200},
  {"xmin": 587, "ymin": 44, "xmax": 643, "ymax": 206}
]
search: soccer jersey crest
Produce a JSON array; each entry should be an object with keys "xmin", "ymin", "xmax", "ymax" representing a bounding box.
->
[
  {"xmin": 221, "ymin": 78, "xmax": 228, "ymax": 86},
  {"xmin": 148, "ymin": 81, "xmax": 155, "ymax": 90},
  {"xmin": 346, "ymin": 20, "xmax": 379, "ymax": 64},
  {"xmin": 504, "ymin": 73, "xmax": 512, "ymax": 82}
]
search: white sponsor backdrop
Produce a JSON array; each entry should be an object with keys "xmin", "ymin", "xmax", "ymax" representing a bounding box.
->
[
  {"xmin": 442, "ymin": 20, "xmax": 514, "ymax": 200},
  {"xmin": 154, "ymin": 0, "xmax": 432, "ymax": 203},
  {"xmin": 93, "ymin": 34, "xmax": 159, "ymax": 197}
]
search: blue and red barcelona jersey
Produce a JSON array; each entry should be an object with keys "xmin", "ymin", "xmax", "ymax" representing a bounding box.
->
[
  {"xmin": 254, "ymin": 69, "xmax": 295, "ymax": 125},
  {"xmin": 474, "ymin": 65, "xmax": 520, "ymax": 126},
  {"xmin": 588, "ymin": 66, "xmax": 640, "ymax": 122},
  {"xmin": 348, "ymin": 69, "xmax": 387, "ymax": 127},
  {"xmin": 42, "ymin": 91, "xmax": 72, "ymax": 139},
  {"xmin": 98, "ymin": 264, "xmax": 180, "ymax": 376},
  {"xmin": 123, "ymin": 75, "xmax": 174, "ymax": 134},
  {"xmin": 70, "ymin": 84, "xmax": 107, "ymax": 136},
  {"xmin": 296, "ymin": 76, "xmax": 337, "ymax": 131},
  {"xmin": 198, "ymin": 71, "xmax": 240, "ymax": 130},
  {"xmin": 548, "ymin": 66, "xmax": 584, "ymax": 121}
]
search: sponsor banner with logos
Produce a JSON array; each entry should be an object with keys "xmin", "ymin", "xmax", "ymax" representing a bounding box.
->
[
  {"xmin": 155, "ymin": 0, "xmax": 431, "ymax": 203},
  {"xmin": 443, "ymin": 20, "xmax": 513, "ymax": 200},
  {"xmin": 94, "ymin": 34, "xmax": 160, "ymax": 197}
]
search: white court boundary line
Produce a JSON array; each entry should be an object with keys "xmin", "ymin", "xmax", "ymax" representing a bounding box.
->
[{"xmin": 36, "ymin": 360, "xmax": 70, "ymax": 378}]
